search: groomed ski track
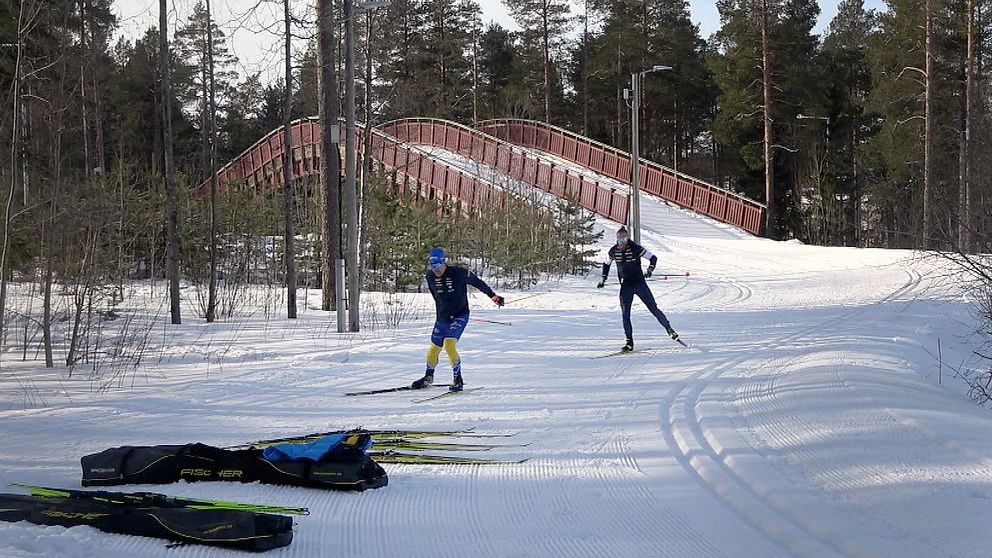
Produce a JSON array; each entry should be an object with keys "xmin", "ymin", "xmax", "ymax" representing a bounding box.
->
[{"xmin": 0, "ymin": 145, "xmax": 989, "ymax": 557}]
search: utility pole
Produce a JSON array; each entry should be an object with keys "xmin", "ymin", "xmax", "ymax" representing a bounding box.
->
[
  {"xmin": 629, "ymin": 71, "xmax": 641, "ymax": 243},
  {"xmin": 625, "ymin": 65, "xmax": 671, "ymax": 244}
]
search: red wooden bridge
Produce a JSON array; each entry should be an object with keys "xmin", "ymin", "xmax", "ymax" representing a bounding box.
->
[{"xmin": 208, "ymin": 117, "xmax": 765, "ymax": 236}]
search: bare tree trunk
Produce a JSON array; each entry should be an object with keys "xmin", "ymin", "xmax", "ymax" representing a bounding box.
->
[
  {"xmin": 92, "ymin": 72, "xmax": 105, "ymax": 175},
  {"xmin": 79, "ymin": 0, "xmax": 91, "ymax": 181},
  {"xmin": 961, "ymin": 0, "xmax": 975, "ymax": 253},
  {"xmin": 582, "ymin": 0, "xmax": 589, "ymax": 136},
  {"xmin": 318, "ymin": 0, "xmax": 341, "ymax": 312},
  {"xmin": 345, "ymin": 0, "xmax": 360, "ymax": 332},
  {"xmin": 66, "ymin": 231, "xmax": 97, "ymax": 367},
  {"xmin": 761, "ymin": 0, "xmax": 775, "ymax": 239},
  {"xmin": 361, "ymin": 10, "xmax": 374, "ymax": 282},
  {"xmin": 42, "ymin": 2, "xmax": 74, "ymax": 368},
  {"xmin": 922, "ymin": 0, "xmax": 934, "ymax": 248},
  {"xmin": 1, "ymin": 1, "xmax": 27, "ymax": 337},
  {"xmin": 852, "ymin": 109, "xmax": 861, "ymax": 247},
  {"xmin": 42, "ymin": 227, "xmax": 54, "ymax": 366},
  {"xmin": 362, "ymin": 10, "xmax": 374, "ymax": 182},
  {"xmin": 359, "ymin": 10, "xmax": 375, "ymax": 303},
  {"xmin": 471, "ymin": 22, "xmax": 479, "ymax": 123},
  {"xmin": 160, "ymin": 0, "xmax": 182, "ymax": 324},
  {"xmin": 206, "ymin": 0, "xmax": 219, "ymax": 322},
  {"xmin": 282, "ymin": 0, "xmax": 298, "ymax": 319},
  {"xmin": 542, "ymin": 2, "xmax": 550, "ymax": 123},
  {"xmin": 673, "ymin": 95, "xmax": 680, "ymax": 172},
  {"xmin": 152, "ymin": 88, "xmax": 162, "ymax": 175},
  {"xmin": 615, "ymin": 41, "xmax": 622, "ymax": 147}
]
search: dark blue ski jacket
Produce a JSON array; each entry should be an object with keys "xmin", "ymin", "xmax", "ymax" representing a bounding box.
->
[
  {"xmin": 602, "ymin": 240, "xmax": 658, "ymax": 285},
  {"xmin": 426, "ymin": 266, "xmax": 497, "ymax": 320}
]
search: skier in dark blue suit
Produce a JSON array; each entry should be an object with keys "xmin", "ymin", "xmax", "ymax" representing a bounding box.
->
[
  {"xmin": 598, "ymin": 226, "xmax": 678, "ymax": 352},
  {"xmin": 412, "ymin": 247, "xmax": 504, "ymax": 392}
]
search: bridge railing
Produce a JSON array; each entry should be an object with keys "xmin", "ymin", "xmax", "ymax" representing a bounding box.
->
[
  {"xmin": 475, "ymin": 119, "xmax": 766, "ymax": 236},
  {"xmin": 379, "ymin": 118, "xmax": 629, "ymax": 224},
  {"xmin": 204, "ymin": 117, "xmax": 504, "ymax": 213}
]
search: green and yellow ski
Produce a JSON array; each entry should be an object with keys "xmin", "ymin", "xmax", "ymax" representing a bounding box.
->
[
  {"xmin": 369, "ymin": 450, "xmax": 527, "ymax": 465},
  {"xmin": 13, "ymin": 484, "xmax": 309, "ymax": 516}
]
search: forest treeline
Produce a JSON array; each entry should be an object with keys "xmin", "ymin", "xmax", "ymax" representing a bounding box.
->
[
  {"xmin": 4, "ymin": 1, "xmax": 989, "ymax": 252},
  {"xmin": 1, "ymin": 0, "xmax": 990, "ymax": 370}
]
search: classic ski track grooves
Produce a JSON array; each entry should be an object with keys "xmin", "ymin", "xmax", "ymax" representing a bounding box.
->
[
  {"xmin": 599, "ymin": 429, "xmax": 727, "ymax": 558},
  {"xmin": 662, "ymin": 268, "xmax": 924, "ymax": 558},
  {"xmin": 735, "ymin": 361, "xmax": 964, "ymax": 556}
]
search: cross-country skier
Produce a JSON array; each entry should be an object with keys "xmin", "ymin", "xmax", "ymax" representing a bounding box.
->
[
  {"xmin": 597, "ymin": 226, "xmax": 678, "ymax": 352},
  {"xmin": 412, "ymin": 247, "xmax": 505, "ymax": 392}
]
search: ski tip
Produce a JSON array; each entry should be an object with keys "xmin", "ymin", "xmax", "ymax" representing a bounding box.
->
[{"xmin": 413, "ymin": 386, "xmax": 484, "ymax": 403}]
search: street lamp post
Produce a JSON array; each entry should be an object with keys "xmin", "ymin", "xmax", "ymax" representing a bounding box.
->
[
  {"xmin": 344, "ymin": 0, "xmax": 390, "ymax": 332},
  {"xmin": 626, "ymin": 65, "xmax": 671, "ymax": 244}
]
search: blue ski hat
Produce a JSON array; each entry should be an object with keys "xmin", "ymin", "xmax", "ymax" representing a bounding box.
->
[{"xmin": 428, "ymin": 247, "xmax": 447, "ymax": 270}]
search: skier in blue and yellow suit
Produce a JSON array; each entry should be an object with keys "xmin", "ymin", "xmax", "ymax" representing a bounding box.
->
[
  {"xmin": 412, "ymin": 247, "xmax": 504, "ymax": 392},
  {"xmin": 598, "ymin": 226, "xmax": 678, "ymax": 353}
]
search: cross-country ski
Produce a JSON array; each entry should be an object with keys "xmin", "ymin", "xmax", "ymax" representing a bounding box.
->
[
  {"xmin": 344, "ymin": 384, "xmax": 453, "ymax": 396},
  {"xmin": 413, "ymin": 386, "xmax": 485, "ymax": 403}
]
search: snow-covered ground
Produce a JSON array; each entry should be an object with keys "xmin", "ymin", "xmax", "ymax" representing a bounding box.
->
[{"xmin": 0, "ymin": 186, "xmax": 989, "ymax": 557}]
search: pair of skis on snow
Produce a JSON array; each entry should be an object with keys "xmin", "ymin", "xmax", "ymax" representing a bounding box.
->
[
  {"xmin": 347, "ymin": 336, "xmax": 691, "ymax": 397},
  {"xmin": 345, "ymin": 384, "xmax": 484, "ymax": 402},
  {"xmin": 231, "ymin": 428, "xmax": 527, "ymax": 465},
  {"xmin": 590, "ymin": 336, "xmax": 690, "ymax": 359},
  {"xmin": 12, "ymin": 483, "xmax": 309, "ymax": 516}
]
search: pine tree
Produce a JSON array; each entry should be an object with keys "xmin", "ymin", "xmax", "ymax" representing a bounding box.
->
[
  {"xmin": 864, "ymin": 0, "xmax": 960, "ymax": 248},
  {"xmin": 222, "ymin": 74, "xmax": 266, "ymax": 159},
  {"xmin": 823, "ymin": 0, "xmax": 877, "ymax": 246},
  {"xmin": 475, "ymin": 24, "xmax": 526, "ymax": 120},
  {"xmin": 504, "ymin": 0, "xmax": 571, "ymax": 123},
  {"xmin": 372, "ymin": 0, "xmax": 481, "ymax": 121},
  {"xmin": 571, "ymin": 1, "xmax": 715, "ymax": 176},
  {"xmin": 173, "ymin": 1, "xmax": 239, "ymax": 180},
  {"xmin": 709, "ymin": 0, "xmax": 823, "ymax": 239}
]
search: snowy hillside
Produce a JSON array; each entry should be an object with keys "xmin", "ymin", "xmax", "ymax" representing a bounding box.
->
[{"xmin": 0, "ymin": 190, "xmax": 988, "ymax": 558}]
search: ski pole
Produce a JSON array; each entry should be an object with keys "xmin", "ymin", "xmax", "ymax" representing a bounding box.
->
[
  {"xmin": 503, "ymin": 291, "xmax": 545, "ymax": 305},
  {"xmin": 651, "ymin": 271, "xmax": 690, "ymax": 280},
  {"xmin": 470, "ymin": 316, "xmax": 512, "ymax": 326}
]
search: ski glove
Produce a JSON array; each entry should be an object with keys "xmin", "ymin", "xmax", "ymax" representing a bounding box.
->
[
  {"xmin": 491, "ymin": 295, "xmax": 505, "ymax": 307},
  {"xmin": 596, "ymin": 278, "xmax": 606, "ymax": 288},
  {"xmin": 645, "ymin": 265, "xmax": 655, "ymax": 278}
]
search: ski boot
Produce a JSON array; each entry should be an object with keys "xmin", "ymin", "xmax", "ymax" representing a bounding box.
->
[
  {"xmin": 411, "ymin": 373, "xmax": 434, "ymax": 389},
  {"xmin": 449, "ymin": 373, "xmax": 464, "ymax": 392},
  {"xmin": 621, "ymin": 339, "xmax": 634, "ymax": 353},
  {"xmin": 667, "ymin": 328, "xmax": 679, "ymax": 341}
]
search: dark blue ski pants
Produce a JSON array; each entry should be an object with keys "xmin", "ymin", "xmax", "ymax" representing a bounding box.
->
[{"xmin": 620, "ymin": 280, "xmax": 672, "ymax": 341}]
